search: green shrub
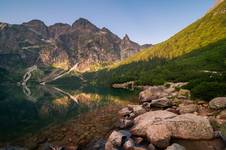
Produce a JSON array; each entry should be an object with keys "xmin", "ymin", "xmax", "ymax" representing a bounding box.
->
[{"xmin": 191, "ymin": 82, "xmax": 226, "ymax": 101}]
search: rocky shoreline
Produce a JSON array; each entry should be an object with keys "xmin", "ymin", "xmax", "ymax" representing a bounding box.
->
[
  {"xmin": 105, "ymin": 82, "xmax": 226, "ymax": 150},
  {"xmin": 1, "ymin": 83, "xmax": 226, "ymax": 150}
]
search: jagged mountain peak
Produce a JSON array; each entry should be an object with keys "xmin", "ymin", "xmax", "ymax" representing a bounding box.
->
[
  {"xmin": 22, "ymin": 19, "xmax": 49, "ymax": 38},
  {"xmin": 120, "ymin": 34, "xmax": 140, "ymax": 59},
  {"xmin": 72, "ymin": 18, "xmax": 99, "ymax": 32},
  {"xmin": 101, "ymin": 27, "xmax": 111, "ymax": 33},
  {"xmin": 123, "ymin": 34, "xmax": 130, "ymax": 41},
  {"xmin": 49, "ymin": 23, "xmax": 71, "ymax": 39},
  {"xmin": 23, "ymin": 19, "xmax": 47, "ymax": 27},
  {"xmin": 0, "ymin": 18, "xmax": 148, "ymax": 72}
]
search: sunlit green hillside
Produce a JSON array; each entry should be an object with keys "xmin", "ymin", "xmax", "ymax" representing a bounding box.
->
[
  {"xmin": 83, "ymin": 1, "xmax": 226, "ymax": 100},
  {"xmin": 118, "ymin": 1, "xmax": 226, "ymax": 64}
]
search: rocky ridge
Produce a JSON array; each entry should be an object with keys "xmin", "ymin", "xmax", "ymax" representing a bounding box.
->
[
  {"xmin": 105, "ymin": 82, "xmax": 226, "ymax": 150},
  {"xmin": 0, "ymin": 18, "xmax": 148, "ymax": 73}
]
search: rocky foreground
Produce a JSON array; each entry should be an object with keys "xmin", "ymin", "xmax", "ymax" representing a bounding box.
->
[
  {"xmin": 105, "ymin": 83, "xmax": 226, "ymax": 150},
  {"xmin": 1, "ymin": 83, "xmax": 226, "ymax": 150}
]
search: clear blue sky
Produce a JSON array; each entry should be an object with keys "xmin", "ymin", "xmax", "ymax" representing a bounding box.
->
[{"xmin": 0, "ymin": 0, "xmax": 214, "ymax": 44}]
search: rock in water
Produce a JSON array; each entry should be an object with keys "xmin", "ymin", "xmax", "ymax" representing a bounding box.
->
[
  {"xmin": 209, "ymin": 97, "xmax": 226, "ymax": 110},
  {"xmin": 139, "ymin": 86, "xmax": 168, "ymax": 103},
  {"xmin": 165, "ymin": 143, "xmax": 186, "ymax": 150}
]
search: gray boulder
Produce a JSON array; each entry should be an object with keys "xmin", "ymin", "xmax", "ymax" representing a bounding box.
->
[{"xmin": 209, "ymin": 97, "xmax": 226, "ymax": 110}]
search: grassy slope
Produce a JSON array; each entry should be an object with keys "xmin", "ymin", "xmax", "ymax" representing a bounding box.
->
[
  {"xmin": 117, "ymin": 1, "xmax": 226, "ymax": 65},
  {"xmin": 83, "ymin": 1, "xmax": 226, "ymax": 101}
]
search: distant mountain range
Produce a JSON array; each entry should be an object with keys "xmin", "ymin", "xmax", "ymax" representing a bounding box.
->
[{"xmin": 0, "ymin": 18, "xmax": 151, "ymax": 72}]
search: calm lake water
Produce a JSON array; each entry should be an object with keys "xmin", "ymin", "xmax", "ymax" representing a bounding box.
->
[{"xmin": 0, "ymin": 84, "xmax": 139, "ymax": 146}]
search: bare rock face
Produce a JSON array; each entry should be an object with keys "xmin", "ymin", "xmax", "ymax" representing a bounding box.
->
[
  {"xmin": 23, "ymin": 19, "xmax": 49, "ymax": 39},
  {"xmin": 209, "ymin": 97, "xmax": 226, "ymax": 110},
  {"xmin": 0, "ymin": 23, "xmax": 44, "ymax": 52},
  {"xmin": 120, "ymin": 34, "xmax": 140, "ymax": 59},
  {"xmin": 72, "ymin": 18, "xmax": 99, "ymax": 32},
  {"xmin": 49, "ymin": 23, "xmax": 71, "ymax": 39},
  {"xmin": 0, "ymin": 18, "xmax": 146, "ymax": 73},
  {"xmin": 131, "ymin": 111, "xmax": 214, "ymax": 148}
]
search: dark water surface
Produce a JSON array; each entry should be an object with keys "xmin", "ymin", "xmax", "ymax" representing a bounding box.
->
[{"xmin": 0, "ymin": 84, "xmax": 139, "ymax": 145}]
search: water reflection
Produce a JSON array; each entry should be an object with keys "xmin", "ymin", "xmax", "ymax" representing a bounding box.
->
[{"xmin": 0, "ymin": 84, "xmax": 138, "ymax": 144}]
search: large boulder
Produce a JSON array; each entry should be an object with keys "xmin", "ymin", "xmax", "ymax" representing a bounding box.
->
[
  {"xmin": 131, "ymin": 111, "xmax": 177, "ymax": 136},
  {"xmin": 131, "ymin": 111, "xmax": 214, "ymax": 148},
  {"xmin": 139, "ymin": 86, "xmax": 168, "ymax": 103},
  {"xmin": 105, "ymin": 130, "xmax": 131, "ymax": 150},
  {"xmin": 209, "ymin": 97, "xmax": 226, "ymax": 110},
  {"xmin": 167, "ymin": 114, "xmax": 214, "ymax": 140}
]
